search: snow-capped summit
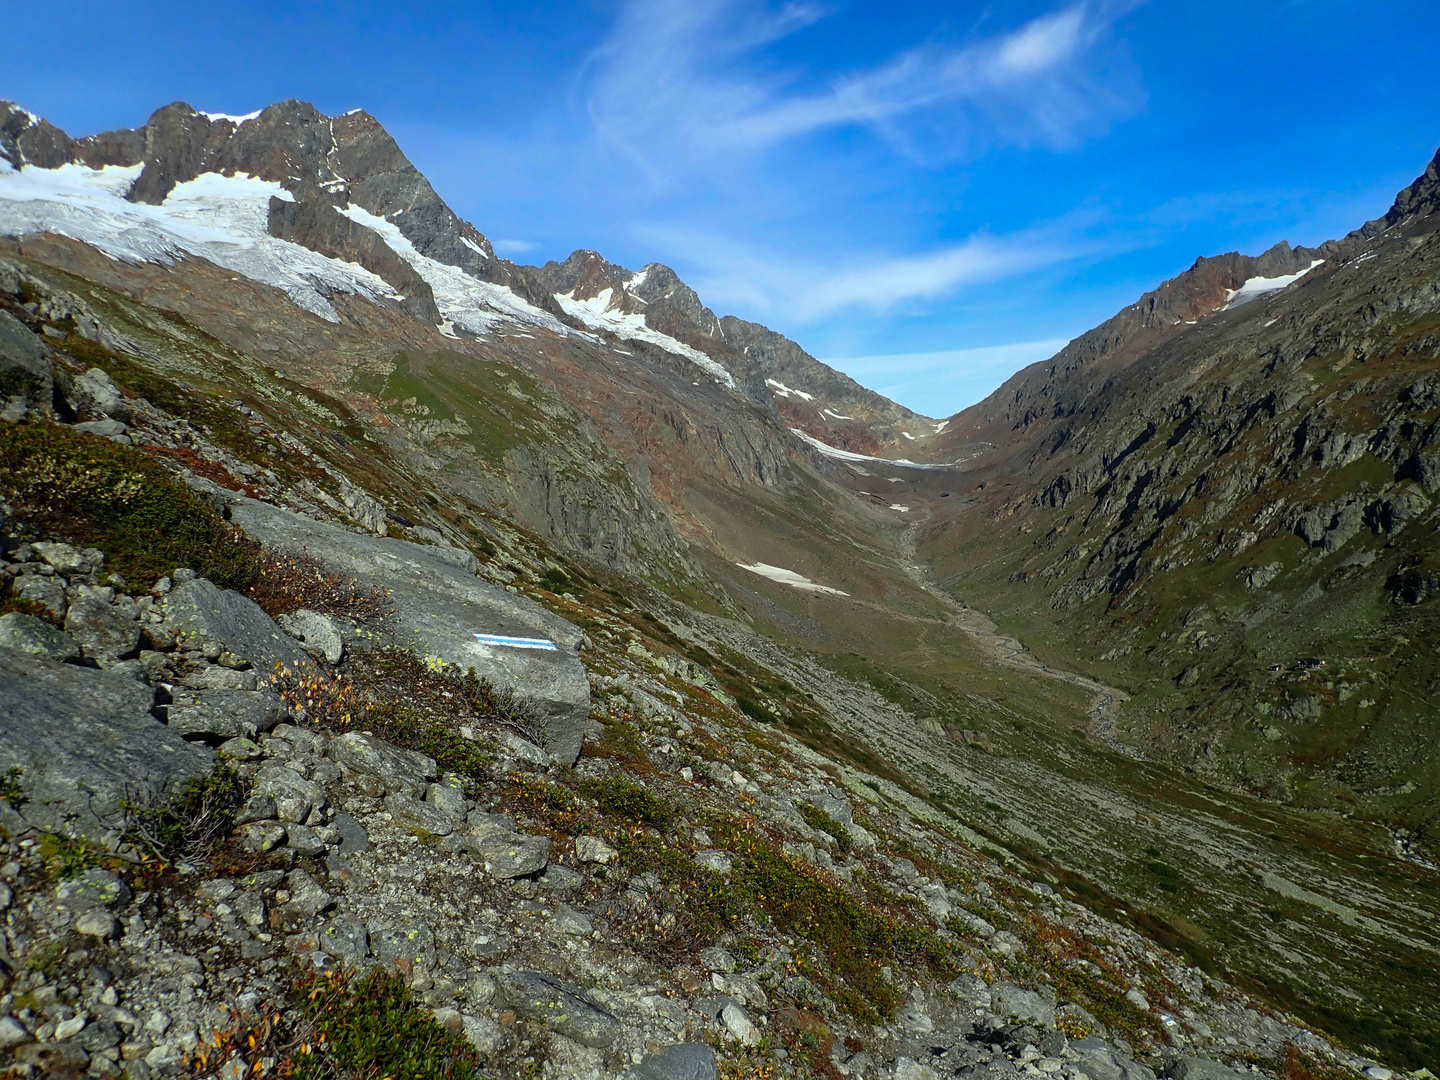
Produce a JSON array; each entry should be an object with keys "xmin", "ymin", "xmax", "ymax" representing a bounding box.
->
[{"xmin": 0, "ymin": 98, "xmax": 936, "ymax": 455}]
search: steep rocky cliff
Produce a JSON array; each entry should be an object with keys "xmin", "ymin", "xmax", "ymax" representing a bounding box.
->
[{"xmin": 923, "ymin": 147, "xmax": 1440, "ymax": 868}]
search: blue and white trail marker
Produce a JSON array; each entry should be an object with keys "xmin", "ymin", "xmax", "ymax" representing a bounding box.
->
[{"xmin": 474, "ymin": 633, "xmax": 558, "ymax": 651}]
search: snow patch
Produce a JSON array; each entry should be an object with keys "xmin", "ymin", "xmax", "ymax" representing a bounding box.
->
[
  {"xmin": 823, "ymin": 408, "xmax": 855, "ymax": 421},
  {"xmin": 460, "ymin": 235, "xmax": 489, "ymax": 258},
  {"xmin": 1223, "ymin": 260, "xmax": 1324, "ymax": 310},
  {"xmin": 737, "ymin": 562, "xmax": 849, "ymax": 596},
  {"xmin": 201, "ymin": 110, "xmax": 262, "ymax": 125},
  {"xmin": 932, "ymin": 420, "xmax": 949, "ymax": 435},
  {"xmin": 555, "ymin": 287, "xmax": 735, "ymax": 386},
  {"xmin": 900, "ymin": 431, "xmax": 915, "ymax": 440},
  {"xmin": 338, "ymin": 203, "xmax": 568, "ymax": 338},
  {"xmin": 789, "ymin": 428, "xmax": 953, "ymax": 470},
  {"xmin": 889, "ymin": 505, "xmax": 911, "ymax": 513},
  {"xmin": 0, "ymin": 163, "xmax": 398, "ymax": 321},
  {"xmin": 765, "ymin": 379, "xmax": 814, "ymax": 401}
]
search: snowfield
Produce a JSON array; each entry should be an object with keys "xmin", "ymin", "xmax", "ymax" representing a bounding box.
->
[
  {"xmin": 0, "ymin": 164, "xmax": 401, "ymax": 321},
  {"xmin": 336, "ymin": 204, "xmax": 567, "ymax": 338},
  {"xmin": 766, "ymin": 378, "xmax": 814, "ymax": 401},
  {"xmin": 1224, "ymin": 260, "xmax": 1324, "ymax": 310},
  {"xmin": 736, "ymin": 562, "xmax": 849, "ymax": 596},
  {"xmin": 555, "ymin": 287, "xmax": 735, "ymax": 387},
  {"xmin": 0, "ymin": 161, "xmax": 578, "ymax": 336},
  {"xmin": 789, "ymin": 428, "xmax": 953, "ymax": 469}
]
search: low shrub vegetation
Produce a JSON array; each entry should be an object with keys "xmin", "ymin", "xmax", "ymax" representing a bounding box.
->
[
  {"xmin": 189, "ymin": 967, "xmax": 485, "ymax": 1079},
  {"xmin": 0, "ymin": 420, "xmax": 258, "ymax": 589},
  {"xmin": 123, "ymin": 758, "xmax": 252, "ymax": 867}
]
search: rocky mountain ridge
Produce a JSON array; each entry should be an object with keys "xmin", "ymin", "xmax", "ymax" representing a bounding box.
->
[
  {"xmin": 919, "ymin": 145, "xmax": 1440, "ymax": 875},
  {"xmin": 0, "ymin": 98, "xmax": 937, "ymax": 459}
]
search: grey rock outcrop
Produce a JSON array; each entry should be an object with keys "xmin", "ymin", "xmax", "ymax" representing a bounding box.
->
[
  {"xmin": 495, "ymin": 970, "xmax": 620, "ymax": 1048},
  {"xmin": 228, "ymin": 497, "xmax": 591, "ymax": 764},
  {"xmin": 0, "ymin": 612, "xmax": 81, "ymax": 661},
  {"xmin": 0, "ymin": 308, "xmax": 52, "ymax": 413},
  {"xmin": 628, "ymin": 1043, "xmax": 719, "ymax": 1080},
  {"xmin": 0, "ymin": 651, "xmax": 213, "ymax": 838},
  {"xmin": 163, "ymin": 577, "xmax": 313, "ymax": 674}
]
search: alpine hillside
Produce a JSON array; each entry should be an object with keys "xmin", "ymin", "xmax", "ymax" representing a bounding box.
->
[{"xmin": 0, "ymin": 96, "xmax": 1437, "ymax": 1080}]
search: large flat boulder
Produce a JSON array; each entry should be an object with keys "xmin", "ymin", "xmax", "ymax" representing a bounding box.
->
[
  {"xmin": 0, "ymin": 650, "xmax": 214, "ymax": 838},
  {"xmin": 227, "ymin": 498, "xmax": 591, "ymax": 764}
]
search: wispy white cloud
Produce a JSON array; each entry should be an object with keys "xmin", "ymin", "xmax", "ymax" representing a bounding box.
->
[
  {"xmin": 823, "ymin": 339, "xmax": 1073, "ymax": 416},
  {"xmin": 584, "ymin": 0, "xmax": 1141, "ymax": 180},
  {"xmin": 642, "ymin": 214, "xmax": 1092, "ymax": 323},
  {"xmin": 492, "ymin": 237, "xmax": 538, "ymax": 254}
]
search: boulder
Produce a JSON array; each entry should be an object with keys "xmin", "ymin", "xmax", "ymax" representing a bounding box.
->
[
  {"xmin": 31, "ymin": 541, "xmax": 96, "ymax": 575},
  {"xmin": 463, "ymin": 829, "xmax": 550, "ymax": 878},
  {"xmin": 495, "ymin": 970, "xmax": 620, "ymax": 1048},
  {"xmin": 947, "ymin": 972, "xmax": 991, "ymax": 1006},
  {"xmin": 0, "ymin": 308, "xmax": 52, "ymax": 412},
  {"xmin": 372, "ymin": 920, "xmax": 435, "ymax": 966},
  {"xmin": 628, "ymin": 1043, "xmax": 718, "ymax": 1080},
  {"xmin": 64, "ymin": 593, "xmax": 141, "ymax": 661},
  {"xmin": 989, "ymin": 983, "xmax": 1055, "ymax": 1028},
  {"xmin": 227, "ymin": 498, "xmax": 591, "ymax": 763},
  {"xmin": 1170, "ymin": 1059, "xmax": 1250, "ymax": 1080},
  {"xmin": 1074, "ymin": 1038, "xmax": 1157, "ymax": 1080},
  {"xmin": 384, "ymin": 791, "xmax": 454, "ymax": 836},
  {"xmin": 163, "ymin": 577, "xmax": 313, "ymax": 674},
  {"xmin": 721, "ymin": 1003, "xmax": 760, "ymax": 1046},
  {"xmin": 277, "ymin": 608, "xmax": 344, "ymax": 664},
  {"xmin": 55, "ymin": 868, "xmax": 132, "ymax": 908},
  {"xmin": 0, "ymin": 611, "xmax": 80, "ymax": 661},
  {"xmin": 253, "ymin": 764, "xmax": 326, "ymax": 824},
  {"xmin": 329, "ymin": 731, "xmax": 437, "ymax": 794},
  {"xmin": 166, "ymin": 689, "xmax": 287, "ymax": 742},
  {"xmin": 329, "ymin": 810, "xmax": 371, "ymax": 852},
  {"xmin": 318, "ymin": 914, "xmax": 369, "ymax": 961},
  {"xmin": 72, "ymin": 366, "xmax": 123, "ymax": 416},
  {"xmin": 10, "ymin": 574, "xmax": 67, "ymax": 618},
  {"xmin": 0, "ymin": 651, "xmax": 213, "ymax": 838},
  {"xmin": 538, "ymin": 864, "xmax": 585, "ymax": 896},
  {"xmin": 281, "ymin": 870, "xmax": 333, "ymax": 917},
  {"xmin": 575, "ymin": 835, "xmax": 617, "ymax": 864}
]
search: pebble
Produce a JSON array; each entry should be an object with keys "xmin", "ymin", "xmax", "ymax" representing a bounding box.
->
[
  {"xmin": 0, "ymin": 1016, "xmax": 27, "ymax": 1047},
  {"xmin": 575, "ymin": 835, "xmax": 617, "ymax": 864},
  {"xmin": 721, "ymin": 1003, "xmax": 760, "ymax": 1046},
  {"xmin": 74, "ymin": 909, "xmax": 119, "ymax": 939}
]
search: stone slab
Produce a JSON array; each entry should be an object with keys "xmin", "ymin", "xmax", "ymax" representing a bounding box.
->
[
  {"xmin": 227, "ymin": 497, "xmax": 591, "ymax": 763},
  {"xmin": 0, "ymin": 650, "xmax": 214, "ymax": 838}
]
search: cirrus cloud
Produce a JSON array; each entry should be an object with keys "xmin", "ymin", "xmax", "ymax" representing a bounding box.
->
[{"xmin": 583, "ymin": 0, "xmax": 1143, "ymax": 181}]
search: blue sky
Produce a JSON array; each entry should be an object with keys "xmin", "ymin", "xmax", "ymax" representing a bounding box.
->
[{"xmin": 9, "ymin": 1, "xmax": 1440, "ymax": 415}]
